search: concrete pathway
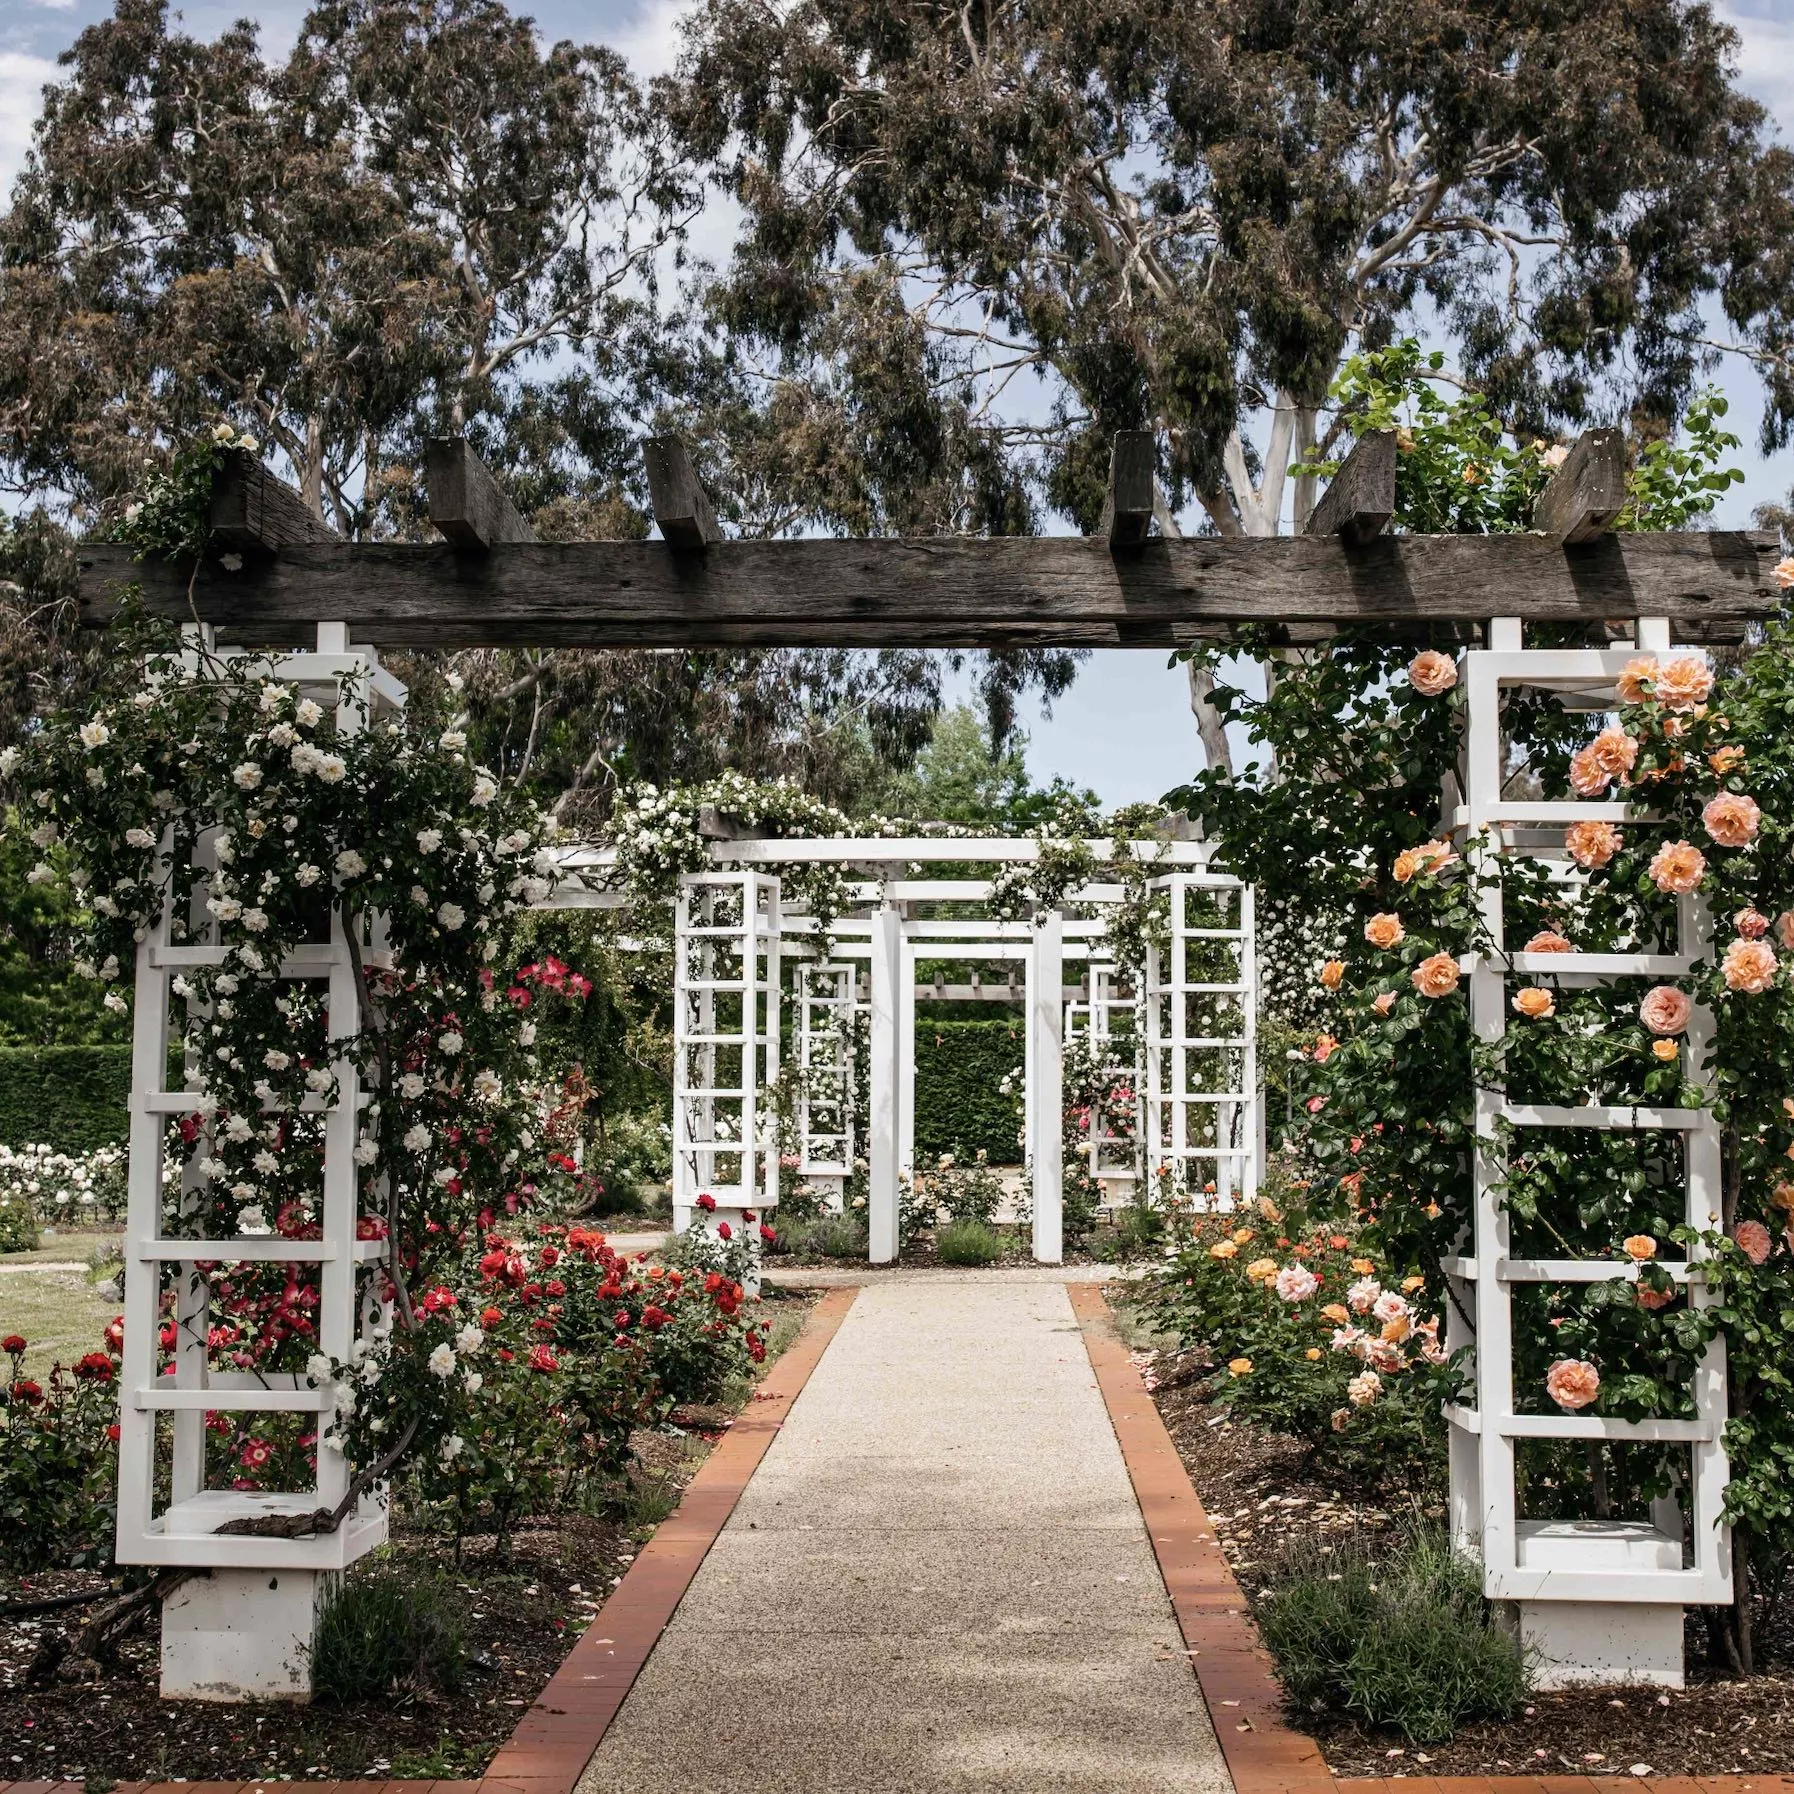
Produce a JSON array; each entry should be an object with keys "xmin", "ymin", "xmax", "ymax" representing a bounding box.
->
[{"xmin": 577, "ymin": 1274, "xmax": 1230, "ymax": 1794}]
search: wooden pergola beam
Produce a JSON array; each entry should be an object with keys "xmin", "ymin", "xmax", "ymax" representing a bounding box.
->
[
  {"xmin": 1097, "ymin": 432, "xmax": 1156, "ymax": 546},
  {"xmin": 1305, "ymin": 431, "xmax": 1396, "ymax": 544},
  {"xmin": 425, "ymin": 438, "xmax": 535, "ymax": 548},
  {"xmin": 77, "ymin": 528, "xmax": 1782, "ymax": 647},
  {"xmin": 209, "ymin": 450, "xmax": 339, "ymax": 552},
  {"xmin": 643, "ymin": 436, "xmax": 722, "ymax": 551},
  {"xmin": 1534, "ymin": 428, "xmax": 1628, "ymax": 543}
]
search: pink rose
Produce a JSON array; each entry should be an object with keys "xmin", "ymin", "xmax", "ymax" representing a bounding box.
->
[
  {"xmin": 1721, "ymin": 938, "xmax": 1777, "ymax": 994},
  {"xmin": 1523, "ymin": 930, "xmax": 1573, "ymax": 954},
  {"xmin": 1408, "ymin": 650, "xmax": 1458, "ymax": 696},
  {"xmin": 1638, "ymin": 985, "xmax": 1692, "ymax": 1036},
  {"xmin": 1733, "ymin": 1220, "xmax": 1772, "ymax": 1265},
  {"xmin": 1736, "ymin": 908, "xmax": 1771, "ymax": 940},
  {"xmin": 1546, "ymin": 1359, "xmax": 1601, "ymax": 1411},
  {"xmin": 1702, "ymin": 792, "xmax": 1761, "ymax": 848}
]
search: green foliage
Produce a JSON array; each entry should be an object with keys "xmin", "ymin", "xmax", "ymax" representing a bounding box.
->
[
  {"xmin": 0, "ymin": 1047, "xmax": 131, "ymax": 1154},
  {"xmin": 312, "ymin": 1568, "xmax": 466, "ymax": 1703},
  {"xmin": 1258, "ymin": 1531, "xmax": 1528, "ymax": 1744},
  {"xmin": 0, "ymin": 1197, "xmax": 38, "ymax": 1254},
  {"xmin": 914, "ymin": 1020, "xmax": 1023, "ymax": 1164},
  {"xmin": 1619, "ymin": 391, "xmax": 1746, "ymax": 528},
  {"xmin": 935, "ymin": 1218, "xmax": 1004, "ymax": 1265}
]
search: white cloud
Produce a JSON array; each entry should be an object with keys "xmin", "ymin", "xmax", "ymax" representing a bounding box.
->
[
  {"xmin": 0, "ymin": 52, "xmax": 58, "ymax": 201},
  {"xmin": 1716, "ymin": 3, "xmax": 1794, "ymax": 138},
  {"xmin": 609, "ymin": 0, "xmax": 694, "ymax": 81}
]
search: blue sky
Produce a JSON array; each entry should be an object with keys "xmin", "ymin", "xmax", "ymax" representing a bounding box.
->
[{"xmin": 4, "ymin": 0, "xmax": 1792, "ymax": 805}]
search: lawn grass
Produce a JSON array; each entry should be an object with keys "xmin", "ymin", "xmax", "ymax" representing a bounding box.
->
[{"xmin": 0, "ymin": 1245, "xmax": 121, "ymax": 1376}]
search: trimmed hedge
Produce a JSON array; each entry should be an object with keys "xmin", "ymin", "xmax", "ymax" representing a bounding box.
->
[
  {"xmin": 914, "ymin": 1018, "xmax": 1023, "ymax": 1165},
  {"xmin": 0, "ymin": 1046, "xmax": 132, "ymax": 1154}
]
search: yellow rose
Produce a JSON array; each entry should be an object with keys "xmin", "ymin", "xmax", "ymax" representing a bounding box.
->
[
  {"xmin": 1209, "ymin": 1240, "xmax": 1238, "ymax": 1260},
  {"xmin": 1228, "ymin": 1357, "xmax": 1253, "ymax": 1376}
]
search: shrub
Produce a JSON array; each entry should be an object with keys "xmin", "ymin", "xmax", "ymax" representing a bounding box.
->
[
  {"xmin": 0, "ymin": 1334, "xmax": 120, "ymax": 1571},
  {"xmin": 936, "ymin": 1219, "xmax": 1004, "ymax": 1265},
  {"xmin": 771, "ymin": 1214, "xmax": 867, "ymax": 1259},
  {"xmin": 0, "ymin": 1047, "xmax": 132, "ymax": 1156},
  {"xmin": 1257, "ymin": 1530, "xmax": 1527, "ymax": 1743},
  {"xmin": 913, "ymin": 1020, "xmax": 1024, "ymax": 1163},
  {"xmin": 313, "ymin": 1569, "xmax": 465, "ymax": 1701}
]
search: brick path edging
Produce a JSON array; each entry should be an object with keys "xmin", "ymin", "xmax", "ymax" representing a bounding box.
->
[
  {"xmin": 0, "ymin": 1285, "xmax": 860, "ymax": 1794},
  {"xmin": 1070, "ymin": 1282, "xmax": 1794, "ymax": 1794}
]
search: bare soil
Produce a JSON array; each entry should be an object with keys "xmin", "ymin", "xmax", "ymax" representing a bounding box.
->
[{"xmin": 1151, "ymin": 1350, "xmax": 1794, "ymax": 1777}]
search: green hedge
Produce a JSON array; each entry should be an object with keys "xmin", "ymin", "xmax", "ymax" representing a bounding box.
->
[
  {"xmin": 0, "ymin": 1046, "xmax": 132, "ymax": 1154},
  {"xmin": 914, "ymin": 1019, "xmax": 1023, "ymax": 1165}
]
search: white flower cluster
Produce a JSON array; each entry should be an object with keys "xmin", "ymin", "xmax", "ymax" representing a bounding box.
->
[{"xmin": 0, "ymin": 1142, "xmax": 127, "ymax": 1226}]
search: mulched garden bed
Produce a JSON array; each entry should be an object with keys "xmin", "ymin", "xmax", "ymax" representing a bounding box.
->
[
  {"xmin": 0, "ymin": 1283, "xmax": 815, "ymax": 1786},
  {"xmin": 1149, "ymin": 1346, "xmax": 1794, "ymax": 1777}
]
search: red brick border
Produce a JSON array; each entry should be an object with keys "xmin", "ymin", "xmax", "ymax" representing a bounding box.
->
[
  {"xmin": 1069, "ymin": 1283, "xmax": 1794, "ymax": 1794},
  {"xmin": 0, "ymin": 1285, "xmax": 859, "ymax": 1794}
]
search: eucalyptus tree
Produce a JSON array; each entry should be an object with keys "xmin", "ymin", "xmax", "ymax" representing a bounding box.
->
[{"xmin": 667, "ymin": 0, "xmax": 1794, "ymax": 765}]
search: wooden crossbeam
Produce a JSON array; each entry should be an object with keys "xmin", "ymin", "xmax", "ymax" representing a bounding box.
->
[
  {"xmin": 209, "ymin": 450, "xmax": 339, "ymax": 552},
  {"xmin": 1533, "ymin": 428, "xmax": 1627, "ymax": 543},
  {"xmin": 1305, "ymin": 431, "xmax": 1396, "ymax": 543},
  {"xmin": 1097, "ymin": 432, "xmax": 1156, "ymax": 545},
  {"xmin": 643, "ymin": 436, "xmax": 721, "ymax": 550},
  {"xmin": 425, "ymin": 438, "xmax": 535, "ymax": 548},
  {"xmin": 77, "ymin": 528, "xmax": 1783, "ymax": 647}
]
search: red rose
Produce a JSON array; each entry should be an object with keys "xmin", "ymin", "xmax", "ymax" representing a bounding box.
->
[
  {"xmin": 9, "ymin": 1380, "xmax": 43, "ymax": 1406},
  {"xmin": 528, "ymin": 1344, "xmax": 558, "ymax": 1373},
  {"xmin": 759, "ymin": 1225, "xmax": 777, "ymax": 1244},
  {"xmin": 106, "ymin": 1423, "xmax": 121, "ymax": 1443},
  {"xmin": 0, "ymin": 1334, "xmax": 25, "ymax": 1355},
  {"xmin": 74, "ymin": 1352, "xmax": 115, "ymax": 1382},
  {"xmin": 696, "ymin": 1193, "xmax": 717, "ymax": 1212},
  {"xmin": 716, "ymin": 1221, "xmax": 732, "ymax": 1241},
  {"xmin": 480, "ymin": 1305, "xmax": 504, "ymax": 1329}
]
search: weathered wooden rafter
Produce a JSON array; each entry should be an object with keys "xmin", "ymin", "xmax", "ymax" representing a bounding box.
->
[{"xmin": 77, "ymin": 434, "xmax": 1783, "ymax": 648}]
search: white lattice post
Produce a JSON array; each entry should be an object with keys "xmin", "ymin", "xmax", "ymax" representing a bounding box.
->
[
  {"xmin": 1027, "ymin": 908, "xmax": 1064, "ymax": 1263},
  {"xmin": 1450, "ymin": 616, "xmax": 1731, "ymax": 1689},
  {"xmin": 867, "ymin": 899, "xmax": 902, "ymax": 1263},
  {"xmin": 796, "ymin": 961, "xmax": 855, "ymax": 1212},
  {"xmin": 118, "ymin": 624, "xmax": 398, "ymax": 1702}
]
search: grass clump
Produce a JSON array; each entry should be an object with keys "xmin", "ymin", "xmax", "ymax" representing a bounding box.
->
[
  {"xmin": 1256, "ymin": 1529, "xmax": 1527, "ymax": 1744},
  {"xmin": 935, "ymin": 1218, "xmax": 1005, "ymax": 1266},
  {"xmin": 313, "ymin": 1568, "xmax": 466, "ymax": 1702},
  {"xmin": 776, "ymin": 1215, "xmax": 867, "ymax": 1259}
]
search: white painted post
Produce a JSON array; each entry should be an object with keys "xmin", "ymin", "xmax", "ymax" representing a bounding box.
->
[
  {"xmin": 1028, "ymin": 909, "xmax": 1064, "ymax": 1264},
  {"xmin": 867, "ymin": 900, "xmax": 902, "ymax": 1264},
  {"xmin": 897, "ymin": 933, "xmax": 917, "ymax": 1178}
]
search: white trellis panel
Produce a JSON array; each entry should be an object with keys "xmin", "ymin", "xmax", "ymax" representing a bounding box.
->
[
  {"xmin": 796, "ymin": 959, "xmax": 858, "ymax": 1189},
  {"xmin": 672, "ymin": 870, "xmax": 782, "ymax": 1235},
  {"xmin": 1142, "ymin": 872, "xmax": 1258, "ymax": 1210},
  {"xmin": 116, "ymin": 626, "xmax": 397, "ymax": 1579},
  {"xmin": 1065, "ymin": 962, "xmax": 1141, "ymax": 1191},
  {"xmin": 1446, "ymin": 622, "xmax": 1729, "ymax": 1684}
]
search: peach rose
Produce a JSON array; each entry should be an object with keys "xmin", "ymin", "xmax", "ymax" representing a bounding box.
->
[
  {"xmin": 1512, "ymin": 987, "xmax": 1556, "ymax": 1019},
  {"xmin": 1702, "ymin": 792, "xmax": 1761, "ymax": 848},
  {"xmin": 1523, "ymin": 929, "xmax": 1574, "ymax": 954},
  {"xmin": 1364, "ymin": 913, "xmax": 1405, "ymax": 950},
  {"xmin": 1320, "ymin": 959, "xmax": 1345, "ymax": 990},
  {"xmin": 1655, "ymin": 653, "xmax": 1714, "ymax": 711},
  {"xmin": 1648, "ymin": 839, "xmax": 1706, "ymax": 894},
  {"xmin": 1228, "ymin": 1357, "xmax": 1253, "ymax": 1376},
  {"xmin": 1722, "ymin": 937, "xmax": 1778, "ymax": 994},
  {"xmin": 1774, "ymin": 553, "xmax": 1794, "ymax": 592},
  {"xmin": 1733, "ymin": 1219, "xmax": 1772, "ymax": 1265},
  {"xmin": 1408, "ymin": 650, "xmax": 1458, "ymax": 696},
  {"xmin": 1546, "ymin": 1358, "xmax": 1601, "ymax": 1411},
  {"xmin": 1639, "ymin": 985, "xmax": 1693, "ymax": 1036},
  {"xmin": 1590, "ymin": 726, "xmax": 1640, "ymax": 779},
  {"xmin": 1771, "ymin": 1182, "xmax": 1794, "ymax": 1215},
  {"xmin": 1246, "ymin": 1257, "xmax": 1278, "ymax": 1282},
  {"xmin": 1209, "ymin": 1239, "xmax": 1238, "ymax": 1260},
  {"xmin": 1622, "ymin": 1234, "xmax": 1657, "ymax": 1261},
  {"xmin": 1393, "ymin": 839, "xmax": 1456, "ymax": 883},
  {"xmin": 1320, "ymin": 1302, "xmax": 1350, "ymax": 1324},
  {"xmin": 1779, "ymin": 911, "xmax": 1794, "ymax": 952},
  {"xmin": 1568, "ymin": 744, "xmax": 1607, "ymax": 797},
  {"xmin": 1411, "ymin": 952, "xmax": 1461, "ymax": 998},
  {"xmin": 1564, "ymin": 820, "xmax": 1622, "ymax": 869},
  {"xmin": 1313, "ymin": 1032, "xmax": 1340, "ymax": 1063},
  {"xmin": 1710, "ymin": 746, "xmax": 1747, "ymax": 776},
  {"xmin": 1652, "ymin": 1039, "xmax": 1679, "ymax": 1062},
  {"xmin": 1636, "ymin": 1284, "xmax": 1676, "ymax": 1312},
  {"xmin": 1615, "ymin": 656, "xmax": 1659, "ymax": 704},
  {"xmin": 1372, "ymin": 991, "xmax": 1397, "ymax": 1015},
  {"xmin": 1736, "ymin": 908, "xmax": 1771, "ymax": 940}
]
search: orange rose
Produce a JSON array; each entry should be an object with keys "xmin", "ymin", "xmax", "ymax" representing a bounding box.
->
[
  {"xmin": 1364, "ymin": 913, "xmax": 1405, "ymax": 950},
  {"xmin": 1394, "ymin": 839, "xmax": 1456, "ymax": 883},
  {"xmin": 1522, "ymin": 930, "xmax": 1573, "ymax": 954},
  {"xmin": 1350, "ymin": 1257, "xmax": 1377, "ymax": 1275},
  {"xmin": 1411, "ymin": 952, "xmax": 1461, "ymax": 999},
  {"xmin": 1305, "ymin": 1347, "xmax": 1323, "ymax": 1361},
  {"xmin": 1622, "ymin": 1234, "xmax": 1657, "ymax": 1261},
  {"xmin": 1209, "ymin": 1239, "xmax": 1238, "ymax": 1260},
  {"xmin": 1774, "ymin": 553, "xmax": 1794, "ymax": 592},
  {"xmin": 1770, "ymin": 1183, "xmax": 1794, "ymax": 1214},
  {"xmin": 1512, "ymin": 987, "xmax": 1555, "ymax": 1019},
  {"xmin": 1228, "ymin": 1357, "xmax": 1253, "ymax": 1376},
  {"xmin": 1319, "ymin": 959, "xmax": 1345, "ymax": 990},
  {"xmin": 1710, "ymin": 746, "xmax": 1747, "ymax": 776},
  {"xmin": 1702, "ymin": 792, "xmax": 1761, "ymax": 848},
  {"xmin": 1615, "ymin": 656, "xmax": 1659, "ymax": 704},
  {"xmin": 1648, "ymin": 839, "xmax": 1706, "ymax": 894},
  {"xmin": 1546, "ymin": 1358, "xmax": 1601, "ymax": 1411},
  {"xmin": 1246, "ymin": 1257, "xmax": 1278, "ymax": 1282},
  {"xmin": 1372, "ymin": 991, "xmax": 1396, "ymax": 1015},
  {"xmin": 1407, "ymin": 650, "xmax": 1458, "ymax": 696},
  {"xmin": 1655, "ymin": 653, "xmax": 1714, "ymax": 711},
  {"xmin": 1589, "ymin": 726, "xmax": 1640, "ymax": 779},
  {"xmin": 1636, "ymin": 1285, "xmax": 1676, "ymax": 1312},
  {"xmin": 1639, "ymin": 985, "xmax": 1693, "ymax": 1036},
  {"xmin": 1721, "ymin": 938, "xmax": 1778, "ymax": 994},
  {"xmin": 1321, "ymin": 1303, "xmax": 1350, "ymax": 1324},
  {"xmin": 1564, "ymin": 820, "xmax": 1623, "ymax": 868},
  {"xmin": 1652, "ymin": 1039, "xmax": 1679, "ymax": 1062}
]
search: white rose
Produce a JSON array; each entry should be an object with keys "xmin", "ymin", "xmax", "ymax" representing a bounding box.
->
[
  {"xmin": 232, "ymin": 762, "xmax": 263, "ymax": 789},
  {"xmin": 437, "ymin": 1031, "xmax": 463, "ymax": 1055},
  {"xmin": 0, "ymin": 747, "xmax": 18, "ymax": 776},
  {"xmin": 254, "ymin": 1150, "xmax": 279, "ymax": 1174},
  {"xmin": 433, "ymin": 1165, "xmax": 458, "ymax": 1187},
  {"xmin": 335, "ymin": 849, "xmax": 366, "ymax": 878},
  {"xmin": 240, "ymin": 907, "xmax": 269, "ymax": 932},
  {"xmin": 410, "ymin": 884, "xmax": 429, "ymax": 907},
  {"xmin": 25, "ymin": 863, "xmax": 54, "ymax": 886},
  {"xmin": 462, "ymin": 1371, "xmax": 483, "ymax": 1395},
  {"xmin": 427, "ymin": 1342, "xmax": 456, "ymax": 1379},
  {"xmin": 103, "ymin": 990, "xmax": 128, "ymax": 1013},
  {"xmin": 79, "ymin": 720, "xmax": 110, "ymax": 750},
  {"xmin": 29, "ymin": 821, "xmax": 57, "ymax": 848},
  {"xmin": 439, "ymin": 1434, "xmax": 465, "ymax": 1463},
  {"xmin": 260, "ymin": 682, "xmax": 287, "ymax": 712},
  {"xmin": 263, "ymin": 1049, "xmax": 291, "ymax": 1071},
  {"xmin": 438, "ymin": 730, "xmax": 467, "ymax": 752},
  {"xmin": 471, "ymin": 775, "xmax": 498, "ymax": 807},
  {"xmin": 518, "ymin": 1021, "xmax": 536, "ymax": 1046},
  {"xmin": 403, "ymin": 1123, "xmax": 431, "ymax": 1153},
  {"xmin": 353, "ymin": 1136, "xmax": 379, "ymax": 1165},
  {"xmin": 267, "ymin": 722, "xmax": 298, "ymax": 748},
  {"xmin": 314, "ymin": 753, "xmax": 347, "ymax": 783},
  {"xmin": 295, "ymin": 698, "xmax": 323, "ymax": 727},
  {"xmin": 417, "ymin": 828, "xmax": 442, "ymax": 853},
  {"xmin": 295, "ymin": 863, "xmax": 321, "ymax": 886},
  {"xmin": 224, "ymin": 1114, "xmax": 254, "ymax": 1142},
  {"xmin": 454, "ymin": 1324, "xmax": 484, "ymax": 1356},
  {"xmin": 125, "ymin": 827, "xmax": 156, "ymax": 849},
  {"xmin": 236, "ymin": 1204, "xmax": 271, "ymax": 1236},
  {"xmin": 473, "ymin": 1068, "xmax": 502, "ymax": 1102},
  {"xmin": 399, "ymin": 1072, "xmax": 426, "ymax": 1099},
  {"xmin": 305, "ymin": 1066, "xmax": 333, "ymax": 1092},
  {"xmin": 436, "ymin": 902, "xmax": 465, "ymax": 931},
  {"xmin": 305, "ymin": 1352, "xmax": 333, "ymax": 1384}
]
